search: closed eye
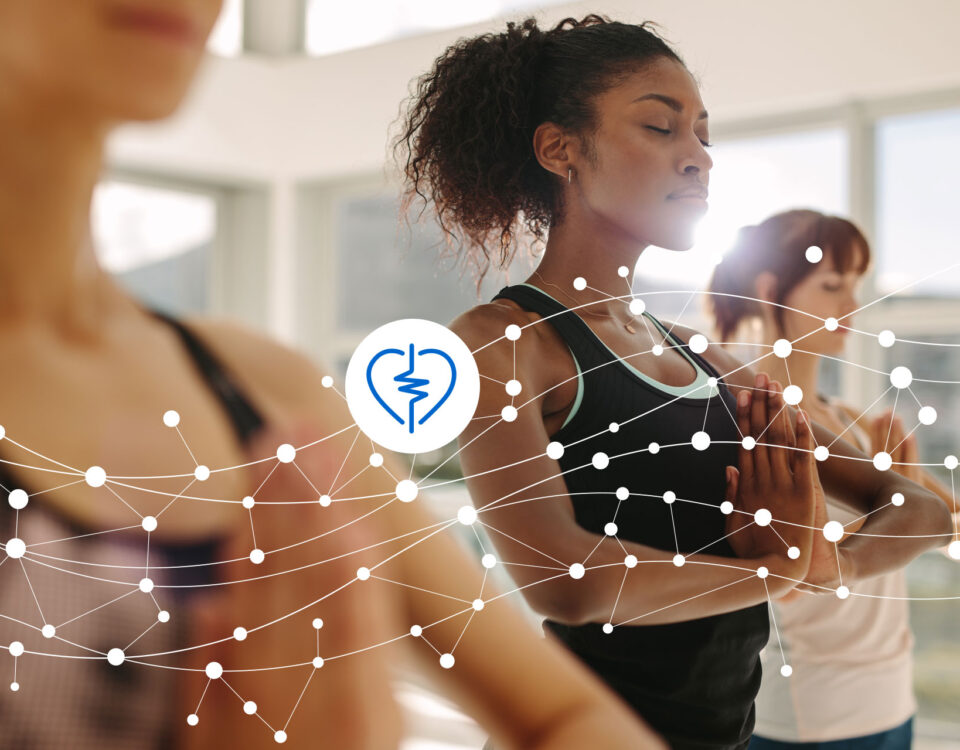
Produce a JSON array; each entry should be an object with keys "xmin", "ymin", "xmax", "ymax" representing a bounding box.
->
[{"xmin": 646, "ymin": 126, "xmax": 712, "ymax": 148}]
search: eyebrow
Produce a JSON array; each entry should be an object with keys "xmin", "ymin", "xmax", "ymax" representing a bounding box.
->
[{"xmin": 632, "ymin": 93, "xmax": 708, "ymax": 120}]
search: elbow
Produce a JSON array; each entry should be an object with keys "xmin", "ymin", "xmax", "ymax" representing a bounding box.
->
[{"xmin": 526, "ymin": 583, "xmax": 597, "ymax": 626}]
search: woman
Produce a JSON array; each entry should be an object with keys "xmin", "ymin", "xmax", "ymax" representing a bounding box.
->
[
  {"xmin": 0, "ymin": 2, "xmax": 670, "ymax": 748},
  {"xmin": 395, "ymin": 15, "xmax": 952, "ymax": 750},
  {"xmin": 708, "ymin": 209, "xmax": 957, "ymax": 749}
]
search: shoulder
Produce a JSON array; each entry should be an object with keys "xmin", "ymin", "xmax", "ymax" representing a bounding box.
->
[{"xmin": 658, "ymin": 319, "xmax": 756, "ymax": 392}]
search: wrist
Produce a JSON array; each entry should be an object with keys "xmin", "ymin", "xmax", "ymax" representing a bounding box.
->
[{"xmin": 836, "ymin": 543, "xmax": 858, "ymax": 584}]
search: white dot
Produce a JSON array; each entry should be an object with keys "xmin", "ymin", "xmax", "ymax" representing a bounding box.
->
[
  {"xmin": 648, "ymin": 442, "xmax": 660, "ymax": 454},
  {"xmin": 891, "ymin": 492, "xmax": 905, "ymax": 507},
  {"xmin": 457, "ymin": 505, "xmax": 478, "ymax": 525},
  {"xmin": 787, "ymin": 546, "xmax": 800, "ymax": 560},
  {"xmin": 573, "ymin": 277, "xmax": 586, "ymax": 291},
  {"xmin": 312, "ymin": 618, "xmax": 324, "ymax": 630},
  {"xmin": 276, "ymin": 444, "xmax": 296, "ymax": 463},
  {"xmin": 141, "ymin": 516, "xmax": 158, "ymax": 532},
  {"xmin": 608, "ymin": 422, "xmax": 619, "ymax": 433},
  {"xmin": 410, "ymin": 625, "xmax": 423, "ymax": 637},
  {"xmin": 663, "ymin": 490, "xmax": 676, "ymax": 505},
  {"xmin": 0, "ymin": 425, "xmax": 4, "ymax": 440},
  {"xmin": 357, "ymin": 567, "xmax": 371, "ymax": 581},
  {"xmin": 947, "ymin": 541, "xmax": 960, "ymax": 560},
  {"xmin": 249, "ymin": 548, "xmax": 265, "ymax": 564},
  {"xmin": 163, "ymin": 410, "xmax": 180, "ymax": 427},
  {"xmin": 780, "ymin": 664, "xmax": 793, "ymax": 677},
  {"xmin": 85, "ymin": 466, "xmax": 106, "ymax": 488},
  {"xmin": 592, "ymin": 452, "xmax": 609, "ymax": 470},
  {"xmin": 41, "ymin": 624, "xmax": 55, "ymax": 639},
  {"xmin": 501, "ymin": 405, "xmax": 518, "ymax": 422},
  {"xmin": 439, "ymin": 653, "xmax": 455, "ymax": 669},
  {"xmin": 615, "ymin": 487, "xmax": 629, "ymax": 501},
  {"xmin": 617, "ymin": 266, "xmax": 630, "ymax": 278},
  {"xmin": 742, "ymin": 436, "xmax": 756, "ymax": 451},
  {"xmin": 757, "ymin": 566, "xmax": 769, "ymax": 579},
  {"xmin": 194, "ymin": 465, "xmax": 210, "ymax": 481},
  {"xmin": 946, "ymin": 455, "xmax": 959, "ymax": 471},
  {"xmin": 652, "ymin": 344, "xmax": 664, "ymax": 356},
  {"xmin": 472, "ymin": 598, "xmax": 485, "ymax": 611},
  {"xmin": 783, "ymin": 385, "xmax": 804, "ymax": 406},
  {"xmin": 805, "ymin": 245, "xmax": 823, "ymax": 263},
  {"xmin": 823, "ymin": 521, "xmax": 845, "ymax": 543},
  {"xmin": 396, "ymin": 479, "xmax": 418, "ymax": 503},
  {"xmin": 321, "ymin": 375, "xmax": 334, "ymax": 388},
  {"xmin": 604, "ymin": 522, "xmax": 618, "ymax": 536},
  {"xmin": 546, "ymin": 441, "xmax": 564, "ymax": 459},
  {"xmin": 274, "ymin": 730, "xmax": 287, "ymax": 744},
  {"xmin": 5, "ymin": 538, "xmax": 25, "ymax": 559},
  {"xmin": 481, "ymin": 554, "xmax": 497, "ymax": 569},
  {"xmin": 569, "ymin": 563, "xmax": 585, "ymax": 579},
  {"xmin": 8, "ymin": 641, "xmax": 23, "ymax": 657},
  {"xmin": 505, "ymin": 324, "xmax": 521, "ymax": 341},
  {"xmin": 890, "ymin": 366, "xmax": 912, "ymax": 389},
  {"xmin": 692, "ymin": 431, "xmax": 711, "ymax": 451},
  {"xmin": 836, "ymin": 585, "xmax": 850, "ymax": 599},
  {"xmin": 158, "ymin": 610, "xmax": 170, "ymax": 623},
  {"xmin": 873, "ymin": 452, "xmax": 892, "ymax": 471},
  {"xmin": 243, "ymin": 701, "xmax": 257, "ymax": 715},
  {"xmin": 7, "ymin": 490, "xmax": 27, "ymax": 510},
  {"xmin": 369, "ymin": 452, "xmax": 383, "ymax": 467},
  {"xmin": 878, "ymin": 330, "xmax": 896, "ymax": 348},
  {"xmin": 673, "ymin": 554, "xmax": 685, "ymax": 567},
  {"xmin": 824, "ymin": 317, "xmax": 839, "ymax": 331},
  {"xmin": 205, "ymin": 661, "xmax": 223, "ymax": 679},
  {"xmin": 624, "ymin": 555, "xmax": 637, "ymax": 569},
  {"xmin": 241, "ymin": 496, "xmax": 255, "ymax": 509},
  {"xmin": 629, "ymin": 298, "xmax": 645, "ymax": 316},
  {"xmin": 318, "ymin": 494, "xmax": 332, "ymax": 506},
  {"xmin": 774, "ymin": 339, "xmax": 792, "ymax": 358},
  {"xmin": 313, "ymin": 657, "xmax": 324, "ymax": 669},
  {"xmin": 233, "ymin": 627, "xmax": 247, "ymax": 641},
  {"xmin": 602, "ymin": 622, "xmax": 614, "ymax": 634},
  {"xmin": 689, "ymin": 334, "xmax": 708, "ymax": 354},
  {"xmin": 720, "ymin": 501, "xmax": 733, "ymax": 515},
  {"xmin": 139, "ymin": 578, "xmax": 154, "ymax": 593},
  {"xmin": 754, "ymin": 509, "xmax": 772, "ymax": 526},
  {"xmin": 919, "ymin": 406, "xmax": 937, "ymax": 425},
  {"xmin": 505, "ymin": 379, "xmax": 522, "ymax": 396},
  {"xmin": 187, "ymin": 714, "xmax": 199, "ymax": 726},
  {"xmin": 814, "ymin": 446, "xmax": 829, "ymax": 461},
  {"xmin": 107, "ymin": 648, "xmax": 124, "ymax": 666},
  {"xmin": 9, "ymin": 682, "xmax": 18, "ymax": 692},
  {"xmin": 707, "ymin": 377, "xmax": 718, "ymax": 392}
]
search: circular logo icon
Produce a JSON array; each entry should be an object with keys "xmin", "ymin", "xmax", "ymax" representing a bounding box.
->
[{"xmin": 345, "ymin": 319, "xmax": 480, "ymax": 454}]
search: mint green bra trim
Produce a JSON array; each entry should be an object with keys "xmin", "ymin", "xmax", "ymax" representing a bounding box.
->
[{"xmin": 517, "ymin": 283, "xmax": 715, "ymax": 402}]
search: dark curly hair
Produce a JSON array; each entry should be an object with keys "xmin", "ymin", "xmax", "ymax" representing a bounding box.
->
[
  {"xmin": 707, "ymin": 209, "xmax": 871, "ymax": 341},
  {"xmin": 394, "ymin": 14, "xmax": 685, "ymax": 285}
]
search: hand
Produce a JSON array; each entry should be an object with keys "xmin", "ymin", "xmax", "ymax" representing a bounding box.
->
[
  {"xmin": 176, "ymin": 425, "xmax": 403, "ymax": 750},
  {"xmin": 869, "ymin": 409, "xmax": 922, "ymax": 483},
  {"xmin": 724, "ymin": 373, "xmax": 817, "ymax": 570}
]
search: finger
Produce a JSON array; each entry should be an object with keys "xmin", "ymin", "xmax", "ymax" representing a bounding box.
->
[
  {"xmin": 736, "ymin": 389, "xmax": 755, "ymax": 479},
  {"xmin": 766, "ymin": 381, "xmax": 793, "ymax": 479},
  {"xmin": 750, "ymin": 372, "xmax": 772, "ymax": 486},
  {"xmin": 793, "ymin": 410, "xmax": 817, "ymax": 528}
]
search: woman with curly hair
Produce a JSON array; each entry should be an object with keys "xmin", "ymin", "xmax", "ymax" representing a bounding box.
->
[{"xmin": 396, "ymin": 15, "xmax": 951, "ymax": 750}]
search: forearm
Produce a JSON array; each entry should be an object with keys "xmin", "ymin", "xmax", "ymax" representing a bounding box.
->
[{"xmin": 525, "ymin": 697, "xmax": 666, "ymax": 750}]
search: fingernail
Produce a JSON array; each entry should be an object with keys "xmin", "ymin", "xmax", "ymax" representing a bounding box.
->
[{"xmin": 739, "ymin": 391, "xmax": 750, "ymax": 407}]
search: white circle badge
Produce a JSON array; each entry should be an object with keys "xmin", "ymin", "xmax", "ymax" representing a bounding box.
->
[{"xmin": 345, "ymin": 319, "xmax": 480, "ymax": 454}]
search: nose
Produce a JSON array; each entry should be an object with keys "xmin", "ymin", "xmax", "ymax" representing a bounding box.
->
[{"xmin": 679, "ymin": 142, "xmax": 713, "ymax": 178}]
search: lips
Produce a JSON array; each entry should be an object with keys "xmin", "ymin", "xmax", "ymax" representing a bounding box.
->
[
  {"xmin": 106, "ymin": 5, "xmax": 201, "ymax": 46},
  {"xmin": 667, "ymin": 184, "xmax": 709, "ymax": 201}
]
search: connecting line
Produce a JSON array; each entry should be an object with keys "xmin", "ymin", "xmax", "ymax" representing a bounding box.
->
[
  {"xmin": 154, "ymin": 478, "xmax": 198, "ymax": 519},
  {"xmin": 471, "ymin": 525, "xmax": 487, "ymax": 554},
  {"xmin": 219, "ymin": 676, "xmax": 276, "ymax": 733},
  {"xmin": 581, "ymin": 534, "xmax": 607, "ymax": 566},
  {"xmin": 369, "ymin": 575, "xmax": 473, "ymax": 604},
  {"xmin": 194, "ymin": 678, "xmax": 212, "ymax": 715},
  {"xmin": 26, "ymin": 478, "xmax": 86, "ymax": 498},
  {"xmin": 103, "ymin": 484, "xmax": 143, "ymax": 519},
  {"xmin": 451, "ymin": 609, "xmax": 477, "ymax": 654},
  {"xmin": 617, "ymin": 573, "xmax": 757, "ymax": 627},
  {"xmin": 951, "ymin": 472, "xmax": 957, "ymax": 541},
  {"xmin": 331, "ymin": 463, "xmax": 370, "ymax": 497},
  {"xmin": 19, "ymin": 560, "xmax": 46, "ymax": 624},
  {"xmin": 248, "ymin": 507, "xmax": 257, "ymax": 550},
  {"xmin": 668, "ymin": 504, "xmax": 680, "ymax": 555},
  {"xmin": 327, "ymin": 426, "xmax": 362, "ymax": 495},
  {"xmin": 884, "ymin": 389, "xmax": 901, "ymax": 452},
  {"xmin": 762, "ymin": 578, "xmax": 788, "ymax": 670},
  {"xmin": 478, "ymin": 521, "xmax": 567, "ymax": 567},
  {"xmin": 754, "ymin": 401, "xmax": 787, "ymax": 443},
  {"xmin": 827, "ymin": 386, "xmax": 892, "ymax": 449},
  {"xmin": 887, "ymin": 420, "xmax": 921, "ymax": 456},
  {"xmin": 174, "ymin": 425, "xmax": 199, "ymax": 467},
  {"xmin": 834, "ymin": 543, "xmax": 844, "ymax": 587},
  {"xmin": 608, "ymin": 567, "xmax": 630, "ymax": 626},
  {"xmin": 684, "ymin": 521, "xmax": 757, "ymax": 559},
  {"xmin": 124, "ymin": 620, "xmax": 160, "ymax": 652},
  {"xmin": 283, "ymin": 668, "xmax": 318, "ymax": 733},
  {"xmin": 56, "ymin": 589, "xmax": 139, "ymax": 630}
]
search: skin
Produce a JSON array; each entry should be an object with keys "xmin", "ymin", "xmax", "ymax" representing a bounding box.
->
[
  {"xmin": 450, "ymin": 57, "xmax": 952, "ymax": 629},
  {"xmin": 0, "ymin": 2, "xmax": 666, "ymax": 748}
]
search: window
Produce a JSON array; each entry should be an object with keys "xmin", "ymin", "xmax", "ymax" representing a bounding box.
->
[
  {"xmin": 876, "ymin": 107, "xmax": 960, "ymax": 296},
  {"xmin": 92, "ymin": 180, "xmax": 218, "ymax": 315},
  {"xmin": 207, "ymin": 0, "xmax": 243, "ymax": 57}
]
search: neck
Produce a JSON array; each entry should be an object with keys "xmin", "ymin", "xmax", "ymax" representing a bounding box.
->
[
  {"xmin": 529, "ymin": 213, "xmax": 645, "ymax": 320},
  {"xmin": 0, "ymin": 93, "xmax": 127, "ymax": 331}
]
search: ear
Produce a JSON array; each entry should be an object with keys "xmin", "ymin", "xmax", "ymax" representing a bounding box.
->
[
  {"xmin": 754, "ymin": 271, "xmax": 777, "ymax": 305},
  {"xmin": 532, "ymin": 121, "xmax": 576, "ymax": 180}
]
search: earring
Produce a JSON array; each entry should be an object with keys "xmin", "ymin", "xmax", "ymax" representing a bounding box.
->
[{"xmin": 567, "ymin": 168, "xmax": 572, "ymax": 184}]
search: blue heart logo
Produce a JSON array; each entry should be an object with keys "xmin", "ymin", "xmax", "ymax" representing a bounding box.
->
[{"xmin": 366, "ymin": 343, "xmax": 457, "ymax": 434}]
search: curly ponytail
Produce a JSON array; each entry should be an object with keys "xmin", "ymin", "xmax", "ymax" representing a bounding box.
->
[{"xmin": 394, "ymin": 14, "xmax": 683, "ymax": 285}]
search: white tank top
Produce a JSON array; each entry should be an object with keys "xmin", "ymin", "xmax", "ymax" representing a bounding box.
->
[{"xmin": 753, "ymin": 401, "xmax": 916, "ymax": 741}]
